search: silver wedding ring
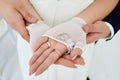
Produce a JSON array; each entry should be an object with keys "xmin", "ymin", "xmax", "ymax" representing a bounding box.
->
[{"xmin": 47, "ymin": 42, "xmax": 51, "ymax": 48}]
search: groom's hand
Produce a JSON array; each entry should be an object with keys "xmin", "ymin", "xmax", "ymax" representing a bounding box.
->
[
  {"xmin": 0, "ymin": 0, "xmax": 40, "ymax": 41},
  {"xmin": 83, "ymin": 21, "xmax": 111, "ymax": 44}
]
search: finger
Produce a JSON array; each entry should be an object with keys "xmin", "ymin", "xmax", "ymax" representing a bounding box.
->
[
  {"xmin": 73, "ymin": 56, "xmax": 85, "ymax": 65},
  {"xmin": 87, "ymin": 33, "xmax": 101, "ymax": 44},
  {"xmin": 83, "ymin": 24, "xmax": 95, "ymax": 33},
  {"xmin": 83, "ymin": 21, "xmax": 104, "ymax": 33},
  {"xmin": 62, "ymin": 54, "xmax": 72, "ymax": 60},
  {"xmin": 4, "ymin": 8, "xmax": 30, "ymax": 41},
  {"xmin": 17, "ymin": 20, "xmax": 30, "ymax": 42},
  {"xmin": 63, "ymin": 55, "xmax": 85, "ymax": 65},
  {"xmin": 18, "ymin": 3, "xmax": 38, "ymax": 23},
  {"xmin": 33, "ymin": 36, "xmax": 49, "ymax": 51},
  {"xmin": 22, "ymin": 0, "xmax": 41, "ymax": 20},
  {"xmin": 70, "ymin": 48, "xmax": 82, "ymax": 60},
  {"xmin": 29, "ymin": 42, "xmax": 50, "ymax": 65},
  {"xmin": 20, "ymin": 31, "xmax": 30, "ymax": 42},
  {"xmin": 55, "ymin": 58, "xmax": 77, "ymax": 68},
  {"xmin": 29, "ymin": 47, "xmax": 54, "ymax": 75},
  {"xmin": 34, "ymin": 51, "xmax": 61, "ymax": 76}
]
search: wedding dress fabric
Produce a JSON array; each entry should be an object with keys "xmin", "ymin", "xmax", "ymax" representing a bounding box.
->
[
  {"xmin": 0, "ymin": 19, "xmax": 23, "ymax": 80},
  {"xmin": 17, "ymin": 0, "xmax": 95, "ymax": 80}
]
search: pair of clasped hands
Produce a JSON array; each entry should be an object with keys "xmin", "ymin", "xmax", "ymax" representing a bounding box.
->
[{"xmin": 0, "ymin": 0, "xmax": 111, "ymax": 76}]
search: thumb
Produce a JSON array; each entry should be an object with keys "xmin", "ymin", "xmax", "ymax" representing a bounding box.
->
[
  {"xmin": 70, "ymin": 48, "xmax": 82, "ymax": 60},
  {"xmin": 83, "ymin": 24, "xmax": 98, "ymax": 33}
]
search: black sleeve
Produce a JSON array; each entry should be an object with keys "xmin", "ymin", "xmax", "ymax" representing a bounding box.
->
[{"xmin": 103, "ymin": 1, "xmax": 120, "ymax": 34}]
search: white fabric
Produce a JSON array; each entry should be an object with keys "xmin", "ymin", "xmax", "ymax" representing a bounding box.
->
[
  {"xmin": 42, "ymin": 17, "xmax": 86, "ymax": 53},
  {"xmin": 105, "ymin": 22, "xmax": 114, "ymax": 39},
  {"xmin": 0, "ymin": 19, "xmax": 8, "ymax": 39},
  {"xmin": 89, "ymin": 31, "xmax": 120, "ymax": 80},
  {"xmin": 0, "ymin": 19, "xmax": 23, "ymax": 80},
  {"xmin": 27, "ymin": 21, "xmax": 50, "ymax": 49},
  {"xmin": 30, "ymin": 0, "xmax": 94, "ymax": 26},
  {"xmin": 17, "ymin": 0, "xmax": 95, "ymax": 80}
]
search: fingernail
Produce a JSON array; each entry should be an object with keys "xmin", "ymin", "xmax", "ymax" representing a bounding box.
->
[
  {"xmin": 72, "ymin": 55, "xmax": 77, "ymax": 60},
  {"xmin": 75, "ymin": 64, "xmax": 81, "ymax": 68},
  {"xmin": 30, "ymin": 17, "xmax": 38, "ymax": 23}
]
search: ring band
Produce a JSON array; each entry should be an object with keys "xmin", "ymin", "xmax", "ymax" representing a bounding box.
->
[{"xmin": 47, "ymin": 42, "xmax": 51, "ymax": 47}]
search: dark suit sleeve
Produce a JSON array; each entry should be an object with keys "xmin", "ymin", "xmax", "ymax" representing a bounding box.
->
[{"xmin": 103, "ymin": 1, "xmax": 120, "ymax": 34}]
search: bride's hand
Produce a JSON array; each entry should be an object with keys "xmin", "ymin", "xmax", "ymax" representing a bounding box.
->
[
  {"xmin": 29, "ymin": 36, "xmax": 85, "ymax": 76},
  {"xmin": 29, "ymin": 36, "xmax": 67, "ymax": 75}
]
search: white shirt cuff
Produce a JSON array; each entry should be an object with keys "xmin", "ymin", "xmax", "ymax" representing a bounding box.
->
[{"xmin": 104, "ymin": 22, "xmax": 114, "ymax": 40}]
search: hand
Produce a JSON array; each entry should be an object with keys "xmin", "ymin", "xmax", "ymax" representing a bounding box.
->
[
  {"xmin": 0, "ymin": 0, "xmax": 40, "ymax": 41},
  {"xmin": 29, "ymin": 36, "xmax": 85, "ymax": 76},
  {"xmin": 29, "ymin": 36, "xmax": 67, "ymax": 76},
  {"xmin": 27, "ymin": 21, "xmax": 85, "ymax": 74},
  {"xmin": 82, "ymin": 21, "xmax": 111, "ymax": 44}
]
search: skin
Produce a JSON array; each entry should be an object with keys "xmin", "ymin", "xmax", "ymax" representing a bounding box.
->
[
  {"xmin": 29, "ymin": 0, "xmax": 118, "ymax": 76},
  {"xmin": 0, "ymin": 0, "xmax": 41, "ymax": 41},
  {"xmin": 0, "ymin": 0, "xmax": 116, "ymax": 76},
  {"xmin": 29, "ymin": 21, "xmax": 111, "ymax": 76},
  {"xmin": 0, "ymin": 0, "xmax": 84, "ymax": 74}
]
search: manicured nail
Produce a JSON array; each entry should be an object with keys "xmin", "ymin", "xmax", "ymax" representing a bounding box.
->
[
  {"xmin": 75, "ymin": 64, "xmax": 81, "ymax": 68},
  {"xmin": 72, "ymin": 55, "xmax": 77, "ymax": 60}
]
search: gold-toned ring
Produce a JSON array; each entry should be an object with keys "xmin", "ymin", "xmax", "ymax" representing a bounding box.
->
[{"xmin": 47, "ymin": 42, "xmax": 51, "ymax": 47}]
